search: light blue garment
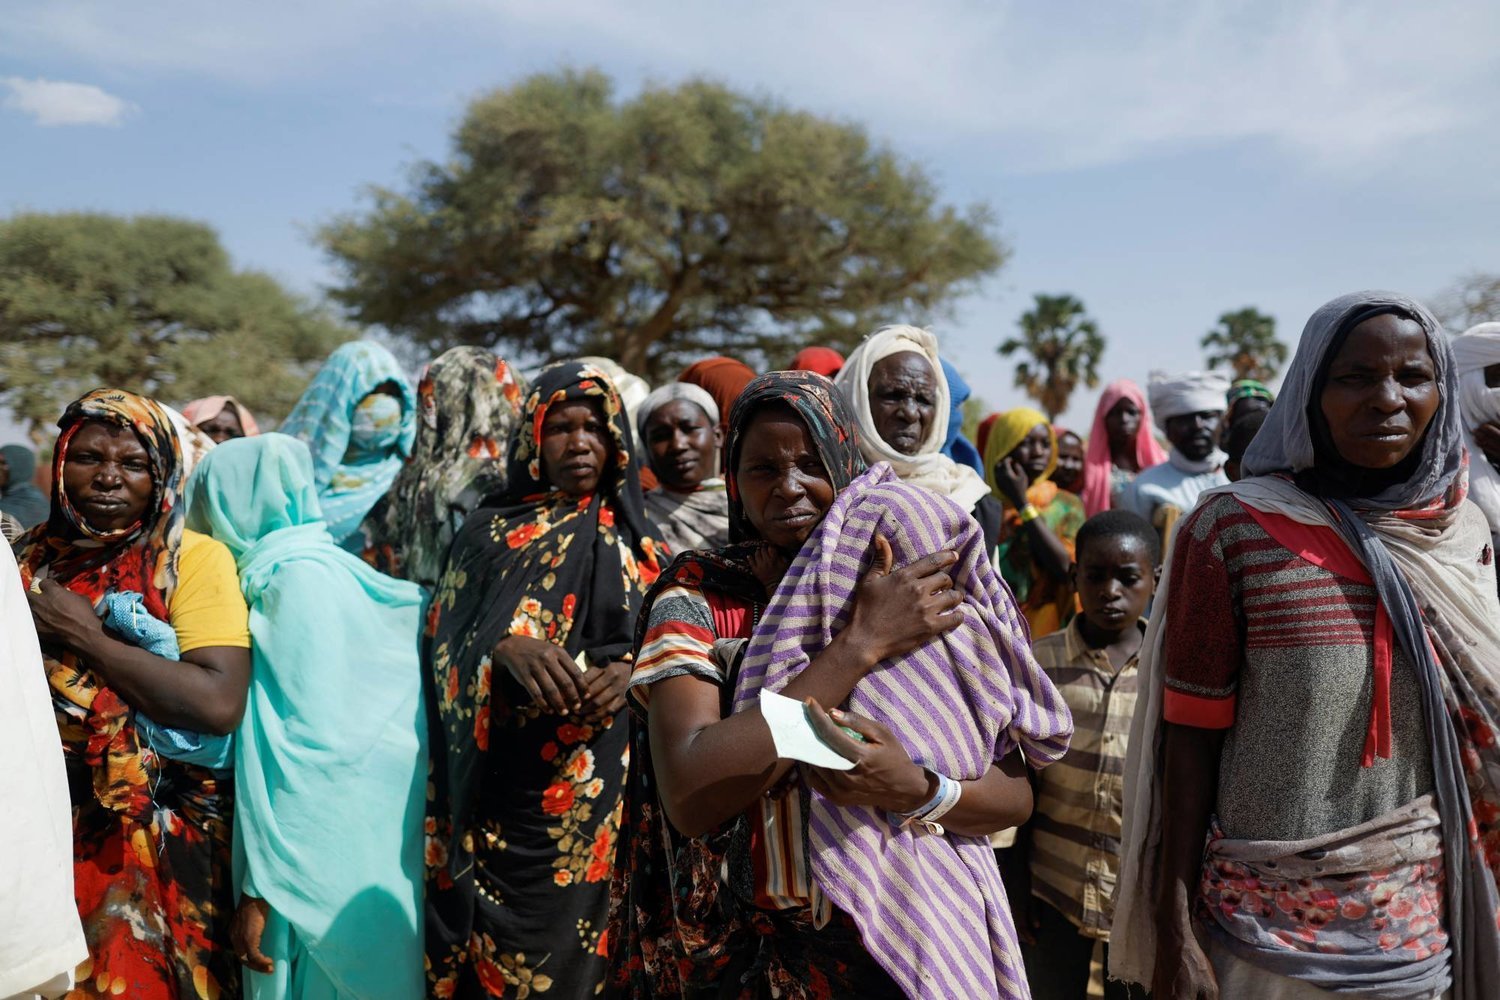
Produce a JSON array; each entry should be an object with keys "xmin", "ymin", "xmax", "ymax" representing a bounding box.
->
[
  {"xmin": 96, "ymin": 591, "xmax": 235, "ymax": 771},
  {"xmin": 278, "ymin": 341, "xmax": 416, "ymax": 552},
  {"xmin": 185, "ymin": 434, "xmax": 426, "ymax": 1000}
]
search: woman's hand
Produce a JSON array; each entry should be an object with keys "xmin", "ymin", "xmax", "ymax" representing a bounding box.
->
[
  {"xmin": 992, "ymin": 456, "xmax": 1032, "ymax": 509},
  {"xmin": 230, "ymin": 895, "xmax": 274, "ymax": 975},
  {"xmin": 801, "ymin": 700, "xmax": 932, "ymax": 813},
  {"xmin": 846, "ymin": 535, "xmax": 963, "ymax": 666},
  {"xmin": 493, "ymin": 635, "xmax": 588, "ymax": 715},
  {"xmin": 1475, "ymin": 421, "xmax": 1500, "ymax": 467},
  {"xmin": 581, "ymin": 659, "xmax": 630, "ymax": 721},
  {"xmin": 26, "ymin": 577, "xmax": 101, "ymax": 647},
  {"xmin": 748, "ymin": 545, "xmax": 790, "ymax": 597}
]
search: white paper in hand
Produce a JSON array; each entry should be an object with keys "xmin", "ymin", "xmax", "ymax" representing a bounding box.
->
[{"xmin": 758, "ymin": 689, "xmax": 857, "ymax": 771}]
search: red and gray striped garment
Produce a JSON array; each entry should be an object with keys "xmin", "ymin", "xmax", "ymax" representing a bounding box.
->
[{"xmin": 733, "ymin": 463, "xmax": 1074, "ymax": 999}]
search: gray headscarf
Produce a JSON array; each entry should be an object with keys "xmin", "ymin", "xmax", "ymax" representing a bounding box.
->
[
  {"xmin": 1245, "ymin": 291, "xmax": 1500, "ymax": 998},
  {"xmin": 1241, "ymin": 290, "xmax": 1463, "ymax": 510}
]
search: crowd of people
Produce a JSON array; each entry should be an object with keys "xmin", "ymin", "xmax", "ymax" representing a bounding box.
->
[{"xmin": 4, "ymin": 296, "xmax": 1500, "ymax": 1000}]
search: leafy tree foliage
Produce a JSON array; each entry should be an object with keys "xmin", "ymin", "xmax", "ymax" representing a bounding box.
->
[
  {"xmin": 0, "ymin": 212, "xmax": 352, "ymax": 438},
  {"xmin": 1200, "ymin": 307, "xmax": 1286, "ymax": 382},
  {"xmin": 1432, "ymin": 272, "xmax": 1500, "ymax": 331},
  {"xmin": 319, "ymin": 69, "xmax": 1005, "ymax": 378},
  {"xmin": 998, "ymin": 293, "xmax": 1104, "ymax": 420}
]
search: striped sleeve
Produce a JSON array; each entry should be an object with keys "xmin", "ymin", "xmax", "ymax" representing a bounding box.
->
[
  {"xmin": 1161, "ymin": 497, "xmax": 1241, "ymax": 729},
  {"xmin": 629, "ymin": 583, "xmax": 725, "ymax": 709}
]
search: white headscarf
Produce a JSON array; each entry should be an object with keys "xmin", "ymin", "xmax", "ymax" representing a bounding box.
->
[
  {"xmin": 834, "ymin": 325, "xmax": 990, "ymax": 510},
  {"xmin": 635, "ymin": 382, "xmax": 721, "ymax": 442},
  {"xmin": 1450, "ymin": 322, "xmax": 1500, "ymax": 541},
  {"xmin": 1146, "ymin": 369, "xmax": 1232, "ymax": 430}
]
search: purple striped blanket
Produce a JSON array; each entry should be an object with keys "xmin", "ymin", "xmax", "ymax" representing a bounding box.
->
[{"xmin": 732, "ymin": 463, "xmax": 1073, "ymax": 1000}]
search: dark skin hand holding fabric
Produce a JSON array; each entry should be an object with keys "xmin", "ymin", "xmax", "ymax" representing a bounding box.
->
[
  {"xmin": 647, "ymin": 403, "xmax": 1032, "ymax": 840},
  {"xmin": 29, "ymin": 421, "xmax": 249, "ymax": 733}
]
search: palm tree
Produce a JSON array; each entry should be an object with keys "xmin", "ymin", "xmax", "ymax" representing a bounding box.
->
[
  {"xmin": 998, "ymin": 293, "xmax": 1104, "ymax": 420},
  {"xmin": 1201, "ymin": 307, "xmax": 1287, "ymax": 382}
]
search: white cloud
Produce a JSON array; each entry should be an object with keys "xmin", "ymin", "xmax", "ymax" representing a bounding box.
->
[
  {"xmin": 4, "ymin": 1, "xmax": 1498, "ymax": 170},
  {"xmin": 3, "ymin": 76, "xmax": 136, "ymax": 126}
]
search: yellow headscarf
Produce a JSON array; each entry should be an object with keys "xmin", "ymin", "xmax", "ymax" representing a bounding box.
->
[{"xmin": 982, "ymin": 406, "xmax": 1056, "ymax": 498}]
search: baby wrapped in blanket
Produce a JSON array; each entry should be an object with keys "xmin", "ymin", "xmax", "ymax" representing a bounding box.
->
[{"xmin": 732, "ymin": 463, "xmax": 1073, "ymax": 1000}]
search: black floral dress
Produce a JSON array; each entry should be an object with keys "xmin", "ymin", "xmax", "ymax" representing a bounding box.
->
[{"xmin": 424, "ymin": 362, "xmax": 663, "ymax": 998}]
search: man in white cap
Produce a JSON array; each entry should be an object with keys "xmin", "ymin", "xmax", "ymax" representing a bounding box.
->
[{"xmin": 1123, "ymin": 370, "xmax": 1232, "ymax": 552}]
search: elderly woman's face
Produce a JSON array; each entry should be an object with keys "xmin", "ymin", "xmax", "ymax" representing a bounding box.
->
[
  {"xmin": 644, "ymin": 399, "xmax": 720, "ymax": 491},
  {"xmin": 735, "ymin": 405, "xmax": 835, "ymax": 553},
  {"xmin": 868, "ymin": 353, "xmax": 938, "ymax": 456},
  {"xmin": 539, "ymin": 398, "xmax": 613, "ymax": 497},
  {"xmin": 63, "ymin": 420, "xmax": 153, "ymax": 532},
  {"xmin": 1319, "ymin": 314, "xmax": 1439, "ymax": 471}
]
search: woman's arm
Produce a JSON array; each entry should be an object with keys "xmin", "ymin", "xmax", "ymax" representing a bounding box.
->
[
  {"xmin": 804, "ymin": 705, "xmax": 1033, "ymax": 836},
  {"xmin": 647, "ymin": 541, "xmax": 964, "ymax": 838},
  {"xmin": 992, "ymin": 456, "xmax": 1073, "ymax": 581},
  {"xmin": 1017, "ymin": 516, "xmax": 1073, "ymax": 582},
  {"xmin": 1152, "ymin": 722, "xmax": 1224, "ymax": 1000},
  {"xmin": 29, "ymin": 578, "xmax": 250, "ymax": 734}
]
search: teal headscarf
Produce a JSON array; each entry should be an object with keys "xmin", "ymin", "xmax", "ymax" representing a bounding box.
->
[
  {"xmin": 279, "ymin": 341, "xmax": 417, "ymax": 551},
  {"xmin": 185, "ymin": 434, "xmax": 426, "ymax": 1000}
]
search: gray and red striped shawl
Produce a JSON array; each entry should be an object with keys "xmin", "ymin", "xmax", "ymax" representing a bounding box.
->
[{"xmin": 733, "ymin": 463, "xmax": 1074, "ymax": 999}]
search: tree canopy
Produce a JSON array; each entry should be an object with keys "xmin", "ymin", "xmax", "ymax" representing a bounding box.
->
[
  {"xmin": 318, "ymin": 69, "xmax": 1005, "ymax": 378},
  {"xmin": 0, "ymin": 212, "xmax": 353, "ymax": 438},
  {"xmin": 1432, "ymin": 272, "xmax": 1500, "ymax": 331},
  {"xmin": 1200, "ymin": 307, "xmax": 1286, "ymax": 382},
  {"xmin": 998, "ymin": 293, "xmax": 1104, "ymax": 420}
]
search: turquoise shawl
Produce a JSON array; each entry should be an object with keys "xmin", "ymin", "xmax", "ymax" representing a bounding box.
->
[
  {"xmin": 279, "ymin": 341, "xmax": 416, "ymax": 552},
  {"xmin": 185, "ymin": 434, "xmax": 426, "ymax": 1000}
]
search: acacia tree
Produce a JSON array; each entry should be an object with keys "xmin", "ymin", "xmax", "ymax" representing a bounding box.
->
[
  {"xmin": 1201, "ymin": 307, "xmax": 1286, "ymax": 381},
  {"xmin": 319, "ymin": 70, "xmax": 1005, "ymax": 378},
  {"xmin": 0, "ymin": 212, "xmax": 352, "ymax": 438},
  {"xmin": 1432, "ymin": 272, "xmax": 1500, "ymax": 330},
  {"xmin": 998, "ymin": 294, "xmax": 1104, "ymax": 420}
]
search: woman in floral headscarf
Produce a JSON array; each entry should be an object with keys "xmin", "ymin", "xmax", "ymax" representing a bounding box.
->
[
  {"xmin": 14, "ymin": 389, "xmax": 252, "ymax": 999},
  {"xmin": 280, "ymin": 340, "xmax": 416, "ymax": 552},
  {"xmin": 360, "ymin": 347, "xmax": 526, "ymax": 588},
  {"xmin": 423, "ymin": 361, "xmax": 663, "ymax": 999}
]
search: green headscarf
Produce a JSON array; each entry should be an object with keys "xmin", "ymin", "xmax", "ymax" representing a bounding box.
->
[{"xmin": 185, "ymin": 434, "xmax": 427, "ymax": 1000}]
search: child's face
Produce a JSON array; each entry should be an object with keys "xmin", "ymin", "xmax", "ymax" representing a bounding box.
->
[{"xmin": 1073, "ymin": 535, "xmax": 1156, "ymax": 630}]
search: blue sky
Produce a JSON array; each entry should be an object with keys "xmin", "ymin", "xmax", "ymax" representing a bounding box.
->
[{"xmin": 4, "ymin": 0, "xmax": 1499, "ymax": 439}]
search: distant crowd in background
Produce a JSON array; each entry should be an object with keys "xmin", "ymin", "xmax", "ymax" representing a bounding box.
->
[{"xmin": 5, "ymin": 295, "xmax": 1500, "ymax": 1000}]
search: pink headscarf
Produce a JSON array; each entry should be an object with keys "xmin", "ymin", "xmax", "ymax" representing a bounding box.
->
[
  {"xmin": 180, "ymin": 396, "xmax": 261, "ymax": 436},
  {"xmin": 1080, "ymin": 379, "xmax": 1167, "ymax": 516}
]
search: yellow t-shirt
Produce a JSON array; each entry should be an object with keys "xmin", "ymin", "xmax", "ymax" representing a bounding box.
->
[{"xmin": 171, "ymin": 530, "xmax": 250, "ymax": 652}]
